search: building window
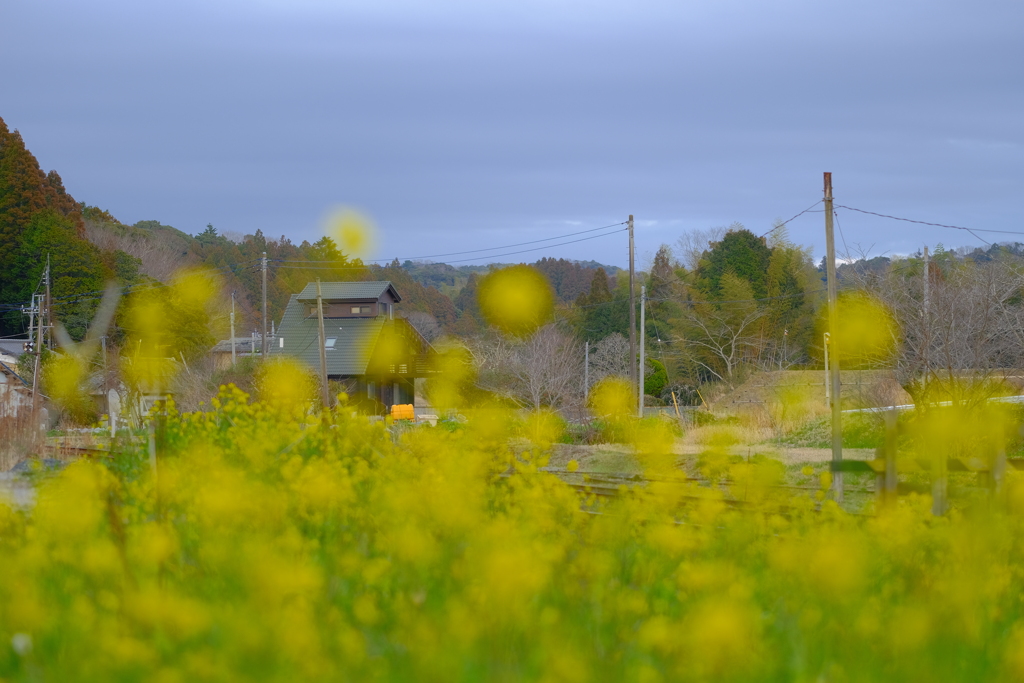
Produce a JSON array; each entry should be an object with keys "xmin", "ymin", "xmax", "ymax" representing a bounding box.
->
[
  {"xmin": 325, "ymin": 338, "xmax": 337, "ymax": 349},
  {"xmin": 351, "ymin": 305, "xmax": 371, "ymax": 314},
  {"xmin": 399, "ymin": 364, "xmax": 407, "ymax": 374}
]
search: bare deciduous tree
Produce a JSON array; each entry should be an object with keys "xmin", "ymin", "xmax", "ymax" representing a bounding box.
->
[
  {"xmin": 676, "ymin": 226, "xmax": 727, "ymax": 272},
  {"xmin": 84, "ymin": 220, "xmax": 196, "ymax": 282},
  {"xmin": 674, "ymin": 303, "xmax": 766, "ymax": 386},
  {"xmin": 402, "ymin": 311, "xmax": 444, "ymax": 343},
  {"xmin": 853, "ymin": 254, "xmax": 1024, "ymax": 405},
  {"xmin": 588, "ymin": 333, "xmax": 630, "ymax": 386},
  {"xmin": 474, "ymin": 325, "xmax": 582, "ymax": 410}
]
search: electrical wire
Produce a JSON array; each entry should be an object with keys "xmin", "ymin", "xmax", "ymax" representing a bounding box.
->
[
  {"xmin": 574, "ymin": 287, "xmax": 824, "ymax": 311},
  {"xmin": 760, "ymin": 200, "xmax": 824, "ymax": 238},
  {"xmin": 274, "ymin": 221, "xmax": 628, "ymax": 265},
  {"xmin": 833, "ymin": 209, "xmax": 853, "ymax": 260},
  {"xmin": 835, "ymin": 205, "xmax": 1008, "ymax": 244}
]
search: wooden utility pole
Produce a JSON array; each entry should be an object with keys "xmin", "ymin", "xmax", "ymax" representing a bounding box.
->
[
  {"xmin": 230, "ymin": 292, "xmax": 237, "ymax": 367},
  {"xmin": 824, "ymin": 172, "xmax": 843, "ymax": 502},
  {"xmin": 261, "ymin": 252, "xmax": 268, "ymax": 360},
  {"xmin": 638, "ymin": 284, "xmax": 646, "ymax": 418},
  {"xmin": 316, "ymin": 279, "xmax": 330, "ymax": 409},
  {"xmin": 628, "ymin": 215, "xmax": 637, "ymax": 394}
]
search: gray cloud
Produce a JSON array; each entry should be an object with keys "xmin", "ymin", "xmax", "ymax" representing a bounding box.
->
[{"xmin": 2, "ymin": 0, "xmax": 1021, "ymax": 266}]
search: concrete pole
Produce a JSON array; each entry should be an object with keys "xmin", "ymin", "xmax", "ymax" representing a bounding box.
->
[
  {"xmin": 638, "ymin": 285, "xmax": 646, "ymax": 418},
  {"xmin": 923, "ymin": 246, "xmax": 930, "ymax": 393},
  {"xmin": 261, "ymin": 252, "xmax": 268, "ymax": 360},
  {"xmin": 230, "ymin": 292, "xmax": 236, "ymax": 367},
  {"xmin": 628, "ymin": 215, "xmax": 637, "ymax": 395},
  {"xmin": 316, "ymin": 279, "xmax": 330, "ymax": 408},
  {"xmin": 824, "ymin": 172, "xmax": 843, "ymax": 502},
  {"xmin": 584, "ymin": 340, "xmax": 589, "ymax": 401}
]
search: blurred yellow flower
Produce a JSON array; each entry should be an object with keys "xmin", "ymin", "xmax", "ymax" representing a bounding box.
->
[
  {"xmin": 324, "ymin": 207, "xmax": 377, "ymax": 261},
  {"xmin": 476, "ymin": 265, "xmax": 554, "ymax": 337}
]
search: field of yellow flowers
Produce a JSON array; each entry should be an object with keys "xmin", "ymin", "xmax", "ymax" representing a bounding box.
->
[{"xmin": 2, "ymin": 380, "xmax": 1024, "ymax": 683}]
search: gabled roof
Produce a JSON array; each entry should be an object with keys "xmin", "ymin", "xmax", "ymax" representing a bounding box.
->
[
  {"xmin": 295, "ymin": 281, "xmax": 401, "ymax": 303},
  {"xmin": 274, "ymin": 295, "xmax": 385, "ymax": 376}
]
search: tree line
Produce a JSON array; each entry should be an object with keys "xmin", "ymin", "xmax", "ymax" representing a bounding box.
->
[{"xmin": 9, "ymin": 113, "xmax": 1024, "ymax": 416}]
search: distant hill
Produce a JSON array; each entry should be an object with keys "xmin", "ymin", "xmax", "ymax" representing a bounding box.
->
[{"xmin": 399, "ymin": 257, "xmax": 621, "ymax": 303}]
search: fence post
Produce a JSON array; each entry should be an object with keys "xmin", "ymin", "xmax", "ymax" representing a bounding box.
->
[
  {"xmin": 932, "ymin": 446, "xmax": 948, "ymax": 517},
  {"xmin": 883, "ymin": 409, "xmax": 898, "ymax": 508}
]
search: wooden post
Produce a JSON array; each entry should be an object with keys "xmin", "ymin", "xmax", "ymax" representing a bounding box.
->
[
  {"xmin": 932, "ymin": 451, "xmax": 948, "ymax": 516},
  {"xmin": 824, "ymin": 172, "xmax": 844, "ymax": 503},
  {"xmin": 882, "ymin": 409, "xmax": 898, "ymax": 508},
  {"xmin": 316, "ymin": 279, "xmax": 330, "ymax": 409},
  {"xmin": 628, "ymin": 215, "xmax": 637, "ymax": 396}
]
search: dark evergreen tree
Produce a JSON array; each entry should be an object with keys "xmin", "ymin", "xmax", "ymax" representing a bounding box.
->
[{"xmin": 695, "ymin": 226, "xmax": 772, "ymax": 299}]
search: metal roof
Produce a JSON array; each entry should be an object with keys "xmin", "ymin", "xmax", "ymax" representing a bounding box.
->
[
  {"xmin": 0, "ymin": 361, "xmax": 30, "ymax": 388},
  {"xmin": 295, "ymin": 281, "xmax": 401, "ymax": 303},
  {"xmin": 0, "ymin": 339, "xmax": 28, "ymax": 359},
  {"xmin": 274, "ymin": 295, "xmax": 385, "ymax": 375}
]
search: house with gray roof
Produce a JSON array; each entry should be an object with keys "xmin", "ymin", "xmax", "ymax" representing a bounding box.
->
[{"xmin": 273, "ymin": 281, "xmax": 433, "ymax": 413}]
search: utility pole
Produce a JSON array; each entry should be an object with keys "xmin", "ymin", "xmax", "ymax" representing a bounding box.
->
[
  {"xmin": 316, "ymin": 279, "xmax": 330, "ymax": 409},
  {"xmin": 26, "ymin": 298, "xmax": 36, "ymax": 357},
  {"xmin": 923, "ymin": 246, "xmax": 930, "ymax": 392},
  {"xmin": 31, "ymin": 294, "xmax": 43, "ymax": 434},
  {"xmin": 261, "ymin": 252, "xmax": 268, "ymax": 360},
  {"xmin": 584, "ymin": 340, "xmax": 589, "ymax": 401},
  {"xmin": 230, "ymin": 292, "xmax": 237, "ymax": 367},
  {"xmin": 823, "ymin": 332, "xmax": 831, "ymax": 402},
  {"xmin": 824, "ymin": 172, "xmax": 843, "ymax": 502},
  {"xmin": 628, "ymin": 215, "xmax": 637, "ymax": 395},
  {"xmin": 638, "ymin": 285, "xmax": 646, "ymax": 418},
  {"xmin": 44, "ymin": 255, "xmax": 51, "ymax": 349}
]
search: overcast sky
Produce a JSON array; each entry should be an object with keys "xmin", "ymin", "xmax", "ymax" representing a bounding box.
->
[{"xmin": 3, "ymin": 0, "xmax": 1022, "ymax": 268}]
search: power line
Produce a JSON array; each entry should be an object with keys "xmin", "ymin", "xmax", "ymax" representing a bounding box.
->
[
  {"xmin": 833, "ymin": 210, "xmax": 852, "ymax": 259},
  {"xmin": 276, "ymin": 221, "xmax": 628, "ymax": 265},
  {"xmin": 760, "ymin": 200, "xmax": 824, "ymax": 238},
  {"xmin": 276, "ymin": 228, "xmax": 629, "ymax": 268},
  {"xmin": 835, "ymin": 205, "xmax": 1010, "ymax": 244},
  {"xmin": 574, "ymin": 287, "xmax": 824, "ymax": 311}
]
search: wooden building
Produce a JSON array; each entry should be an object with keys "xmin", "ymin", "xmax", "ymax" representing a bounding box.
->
[{"xmin": 273, "ymin": 281, "xmax": 434, "ymax": 413}]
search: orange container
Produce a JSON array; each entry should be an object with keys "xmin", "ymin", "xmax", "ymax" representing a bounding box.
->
[{"xmin": 391, "ymin": 404, "xmax": 415, "ymax": 421}]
